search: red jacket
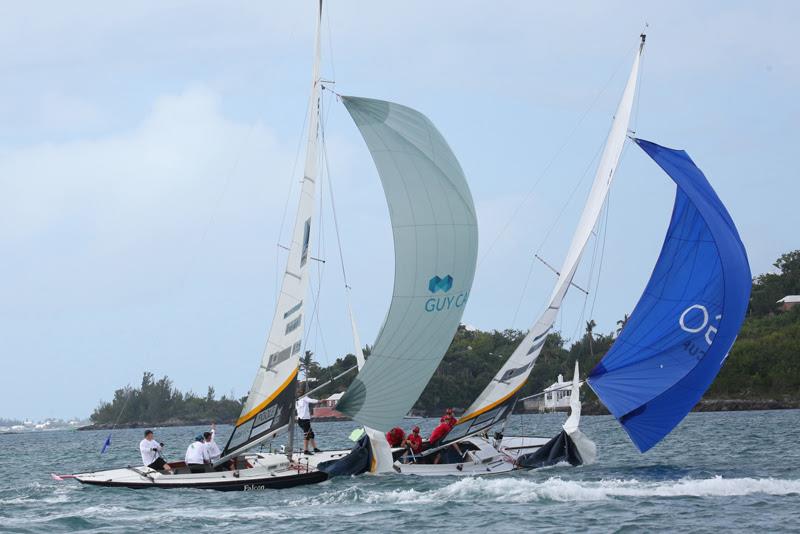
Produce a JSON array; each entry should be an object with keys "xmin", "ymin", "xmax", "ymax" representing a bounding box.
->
[
  {"xmin": 386, "ymin": 427, "xmax": 405, "ymax": 447},
  {"xmin": 406, "ymin": 432, "xmax": 422, "ymax": 453},
  {"xmin": 428, "ymin": 422, "xmax": 453, "ymax": 444}
]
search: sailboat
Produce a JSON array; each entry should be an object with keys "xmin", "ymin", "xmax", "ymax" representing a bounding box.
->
[
  {"xmin": 393, "ymin": 32, "xmax": 749, "ymax": 473},
  {"xmin": 385, "ymin": 35, "xmax": 647, "ymax": 475},
  {"xmin": 56, "ymin": 0, "xmax": 479, "ymax": 490}
]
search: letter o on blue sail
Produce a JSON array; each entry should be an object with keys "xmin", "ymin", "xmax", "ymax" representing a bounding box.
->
[{"xmin": 587, "ymin": 138, "xmax": 751, "ymax": 453}]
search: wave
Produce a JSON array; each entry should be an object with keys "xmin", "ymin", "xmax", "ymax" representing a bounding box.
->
[{"xmin": 301, "ymin": 476, "xmax": 800, "ymax": 505}]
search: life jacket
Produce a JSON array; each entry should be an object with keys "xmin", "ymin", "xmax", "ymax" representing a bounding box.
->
[
  {"xmin": 406, "ymin": 432, "xmax": 422, "ymax": 453},
  {"xmin": 385, "ymin": 427, "xmax": 405, "ymax": 447},
  {"xmin": 428, "ymin": 422, "xmax": 453, "ymax": 445}
]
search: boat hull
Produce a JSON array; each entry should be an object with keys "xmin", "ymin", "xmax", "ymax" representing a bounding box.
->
[{"xmin": 70, "ymin": 453, "xmax": 329, "ymax": 491}]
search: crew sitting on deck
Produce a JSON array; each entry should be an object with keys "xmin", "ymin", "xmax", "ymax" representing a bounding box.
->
[
  {"xmin": 185, "ymin": 434, "xmax": 210, "ymax": 473},
  {"xmin": 403, "ymin": 426, "xmax": 423, "ymax": 455},
  {"xmin": 140, "ymin": 430, "xmax": 172, "ymax": 473},
  {"xmin": 385, "ymin": 426, "xmax": 405, "ymax": 447}
]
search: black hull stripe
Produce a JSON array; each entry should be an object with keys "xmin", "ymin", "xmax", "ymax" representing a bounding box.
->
[{"xmin": 76, "ymin": 470, "xmax": 328, "ymax": 491}]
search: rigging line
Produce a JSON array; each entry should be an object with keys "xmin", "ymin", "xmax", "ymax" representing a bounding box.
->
[
  {"xmin": 588, "ymin": 168, "xmax": 613, "ymax": 324},
  {"xmin": 570, "ymin": 196, "xmax": 604, "ymax": 344},
  {"xmin": 510, "ymin": 256, "xmax": 538, "ymax": 327},
  {"xmin": 324, "ymin": 0, "xmax": 336, "ymax": 83},
  {"xmin": 534, "ymin": 133, "xmax": 606, "ymax": 256},
  {"xmin": 477, "ymin": 41, "xmax": 639, "ymax": 267},
  {"xmin": 320, "ymin": 92, "xmax": 350, "ymax": 288},
  {"xmin": 632, "ymin": 23, "xmax": 648, "ymax": 135}
]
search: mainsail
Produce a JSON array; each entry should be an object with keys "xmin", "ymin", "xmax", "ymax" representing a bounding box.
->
[
  {"xmin": 219, "ymin": 0, "xmax": 323, "ymax": 462},
  {"xmin": 587, "ymin": 138, "xmax": 751, "ymax": 452},
  {"xmin": 335, "ymin": 97, "xmax": 479, "ymax": 431},
  {"xmin": 443, "ymin": 37, "xmax": 645, "ymax": 443}
]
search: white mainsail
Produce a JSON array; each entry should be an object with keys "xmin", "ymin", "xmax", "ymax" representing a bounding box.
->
[
  {"xmin": 445, "ymin": 37, "xmax": 645, "ymax": 443},
  {"xmin": 220, "ymin": 1, "xmax": 324, "ymax": 461},
  {"xmin": 335, "ymin": 97, "xmax": 480, "ymax": 432}
]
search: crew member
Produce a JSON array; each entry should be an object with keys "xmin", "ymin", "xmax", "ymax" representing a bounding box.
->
[
  {"xmin": 139, "ymin": 430, "xmax": 172, "ymax": 473},
  {"xmin": 385, "ymin": 427, "xmax": 405, "ymax": 447},
  {"xmin": 204, "ymin": 423, "xmax": 222, "ymax": 463},
  {"xmin": 185, "ymin": 434, "xmax": 210, "ymax": 474},
  {"xmin": 440, "ymin": 407, "xmax": 458, "ymax": 426},
  {"xmin": 429, "ymin": 419, "xmax": 454, "ymax": 447},
  {"xmin": 404, "ymin": 426, "xmax": 423, "ymax": 454},
  {"xmin": 296, "ymin": 385, "xmax": 321, "ymax": 455},
  {"xmin": 428, "ymin": 418, "xmax": 461, "ymax": 464}
]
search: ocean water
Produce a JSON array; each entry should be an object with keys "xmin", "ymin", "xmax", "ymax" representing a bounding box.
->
[{"xmin": 1, "ymin": 410, "xmax": 799, "ymax": 533}]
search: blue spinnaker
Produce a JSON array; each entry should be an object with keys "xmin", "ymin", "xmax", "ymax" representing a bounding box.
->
[{"xmin": 587, "ymin": 138, "xmax": 751, "ymax": 453}]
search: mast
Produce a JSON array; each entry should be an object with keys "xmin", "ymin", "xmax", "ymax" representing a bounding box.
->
[
  {"xmin": 442, "ymin": 35, "xmax": 646, "ymax": 444},
  {"xmin": 287, "ymin": 0, "xmax": 324, "ymax": 462},
  {"xmin": 218, "ymin": 0, "xmax": 324, "ymax": 465}
]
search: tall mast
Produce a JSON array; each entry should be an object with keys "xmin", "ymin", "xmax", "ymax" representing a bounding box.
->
[
  {"xmin": 440, "ymin": 36, "xmax": 646, "ymax": 444},
  {"xmin": 287, "ymin": 0, "xmax": 324, "ymax": 461}
]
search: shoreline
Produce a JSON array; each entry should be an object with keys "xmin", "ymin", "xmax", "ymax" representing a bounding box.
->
[{"xmin": 77, "ymin": 400, "xmax": 800, "ymax": 431}]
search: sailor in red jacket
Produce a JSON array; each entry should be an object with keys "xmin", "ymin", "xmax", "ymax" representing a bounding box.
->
[
  {"xmin": 428, "ymin": 419, "xmax": 454, "ymax": 446},
  {"xmin": 440, "ymin": 407, "xmax": 458, "ymax": 427},
  {"xmin": 385, "ymin": 427, "xmax": 405, "ymax": 448},
  {"xmin": 404, "ymin": 426, "xmax": 423, "ymax": 454}
]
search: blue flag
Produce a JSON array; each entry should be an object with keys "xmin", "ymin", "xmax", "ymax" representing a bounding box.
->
[{"xmin": 101, "ymin": 433, "xmax": 112, "ymax": 454}]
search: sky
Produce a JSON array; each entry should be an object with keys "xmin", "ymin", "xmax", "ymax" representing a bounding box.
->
[{"xmin": 1, "ymin": 1, "xmax": 797, "ymax": 420}]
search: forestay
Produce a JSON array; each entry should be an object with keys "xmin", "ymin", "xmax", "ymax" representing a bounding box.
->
[
  {"xmin": 219, "ymin": 1, "xmax": 324, "ymax": 462},
  {"xmin": 335, "ymin": 97, "xmax": 479, "ymax": 431},
  {"xmin": 588, "ymin": 138, "xmax": 751, "ymax": 452},
  {"xmin": 443, "ymin": 38, "xmax": 644, "ymax": 444}
]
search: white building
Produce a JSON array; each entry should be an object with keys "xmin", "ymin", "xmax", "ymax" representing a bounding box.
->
[
  {"xmin": 777, "ymin": 295, "xmax": 800, "ymax": 311},
  {"xmin": 542, "ymin": 374, "xmax": 573, "ymax": 410}
]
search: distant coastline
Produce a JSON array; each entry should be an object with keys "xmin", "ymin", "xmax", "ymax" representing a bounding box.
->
[{"xmin": 76, "ymin": 401, "xmax": 800, "ymax": 431}]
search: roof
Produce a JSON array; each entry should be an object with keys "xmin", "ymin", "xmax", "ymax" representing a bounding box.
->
[
  {"xmin": 544, "ymin": 380, "xmax": 573, "ymax": 392},
  {"xmin": 777, "ymin": 295, "xmax": 800, "ymax": 304}
]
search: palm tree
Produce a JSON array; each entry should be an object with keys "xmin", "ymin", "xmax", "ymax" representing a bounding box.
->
[
  {"xmin": 616, "ymin": 313, "xmax": 630, "ymax": 336},
  {"xmin": 299, "ymin": 350, "xmax": 320, "ymax": 384},
  {"xmin": 585, "ymin": 320, "xmax": 597, "ymax": 358}
]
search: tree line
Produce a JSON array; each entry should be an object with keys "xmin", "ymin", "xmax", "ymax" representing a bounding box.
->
[{"xmin": 91, "ymin": 250, "xmax": 800, "ymax": 423}]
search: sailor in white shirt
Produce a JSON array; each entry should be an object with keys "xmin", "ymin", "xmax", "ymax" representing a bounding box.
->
[
  {"xmin": 204, "ymin": 424, "xmax": 222, "ymax": 462},
  {"xmin": 139, "ymin": 429, "xmax": 172, "ymax": 473},
  {"xmin": 185, "ymin": 435, "xmax": 210, "ymax": 473},
  {"xmin": 295, "ymin": 385, "xmax": 321, "ymax": 455}
]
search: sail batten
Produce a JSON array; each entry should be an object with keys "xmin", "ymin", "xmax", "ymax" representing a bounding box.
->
[
  {"xmin": 444, "ymin": 40, "xmax": 644, "ymax": 443},
  {"xmin": 335, "ymin": 97, "xmax": 479, "ymax": 432},
  {"xmin": 587, "ymin": 138, "xmax": 750, "ymax": 453}
]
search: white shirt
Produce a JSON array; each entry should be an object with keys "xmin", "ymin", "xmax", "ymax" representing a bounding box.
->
[
  {"xmin": 295, "ymin": 396, "xmax": 319, "ymax": 420},
  {"xmin": 185, "ymin": 440, "xmax": 210, "ymax": 464},
  {"xmin": 205, "ymin": 429, "xmax": 222, "ymax": 461},
  {"xmin": 139, "ymin": 438, "xmax": 163, "ymax": 466}
]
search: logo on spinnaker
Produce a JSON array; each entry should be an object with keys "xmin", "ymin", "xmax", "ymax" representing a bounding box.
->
[
  {"xmin": 428, "ymin": 275, "xmax": 454, "ymax": 293},
  {"xmin": 425, "ymin": 274, "xmax": 467, "ymax": 312}
]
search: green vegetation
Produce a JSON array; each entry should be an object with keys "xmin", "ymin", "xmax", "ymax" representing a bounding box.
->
[
  {"xmin": 316, "ymin": 249, "xmax": 800, "ymax": 413},
  {"xmin": 90, "ymin": 372, "xmax": 242, "ymax": 426},
  {"xmin": 90, "ymin": 250, "xmax": 800, "ymax": 424}
]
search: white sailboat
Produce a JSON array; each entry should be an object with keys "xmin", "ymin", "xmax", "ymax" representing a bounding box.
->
[
  {"xmin": 56, "ymin": 0, "xmax": 479, "ymax": 490},
  {"xmin": 427, "ymin": 35, "xmax": 646, "ymax": 471},
  {"xmin": 309, "ymin": 35, "xmax": 646, "ymax": 478}
]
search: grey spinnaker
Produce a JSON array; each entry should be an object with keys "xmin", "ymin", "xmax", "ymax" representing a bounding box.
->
[{"xmin": 335, "ymin": 97, "xmax": 479, "ymax": 431}]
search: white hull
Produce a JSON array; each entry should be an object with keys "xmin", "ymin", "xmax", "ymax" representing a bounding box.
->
[{"xmin": 65, "ymin": 453, "xmax": 328, "ymax": 491}]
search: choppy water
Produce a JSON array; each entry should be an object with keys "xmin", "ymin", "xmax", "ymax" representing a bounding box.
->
[{"xmin": 1, "ymin": 410, "xmax": 799, "ymax": 533}]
